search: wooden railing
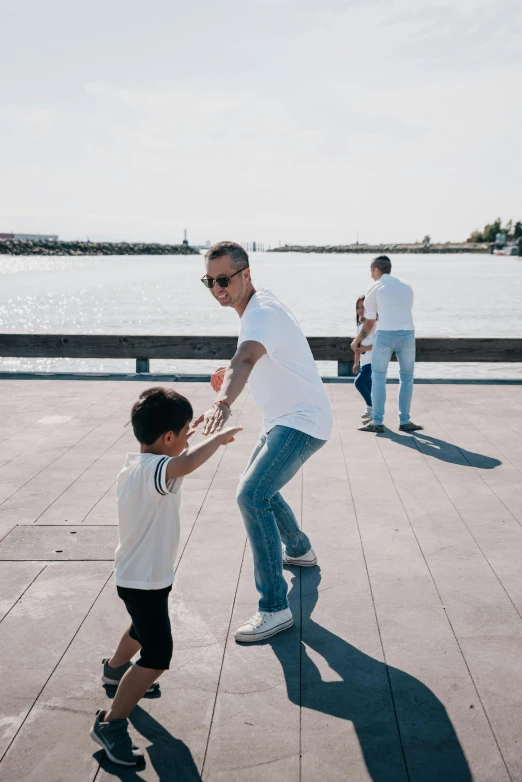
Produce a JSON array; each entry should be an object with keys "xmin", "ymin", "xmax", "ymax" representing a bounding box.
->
[{"xmin": 1, "ymin": 335, "xmax": 521, "ymax": 376}]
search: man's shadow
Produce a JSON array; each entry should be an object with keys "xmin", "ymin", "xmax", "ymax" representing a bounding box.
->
[
  {"xmin": 268, "ymin": 570, "xmax": 472, "ymax": 782},
  {"xmin": 380, "ymin": 430, "xmax": 501, "ymax": 469},
  {"xmin": 93, "ymin": 701, "xmax": 202, "ymax": 781}
]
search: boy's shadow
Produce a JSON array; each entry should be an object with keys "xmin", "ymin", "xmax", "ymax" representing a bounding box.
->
[
  {"xmin": 268, "ymin": 570, "xmax": 472, "ymax": 781},
  {"xmin": 93, "ymin": 703, "xmax": 201, "ymax": 781},
  {"xmin": 380, "ymin": 430, "xmax": 501, "ymax": 469}
]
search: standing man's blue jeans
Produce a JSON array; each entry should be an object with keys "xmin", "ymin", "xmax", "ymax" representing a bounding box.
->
[
  {"xmin": 371, "ymin": 330, "xmax": 415, "ymax": 426},
  {"xmin": 236, "ymin": 425, "xmax": 326, "ymax": 613}
]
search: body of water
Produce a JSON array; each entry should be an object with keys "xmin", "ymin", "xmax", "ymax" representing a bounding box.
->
[{"xmin": 1, "ymin": 252, "xmax": 521, "ymax": 378}]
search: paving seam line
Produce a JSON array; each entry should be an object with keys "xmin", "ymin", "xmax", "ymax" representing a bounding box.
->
[
  {"xmin": 330, "ymin": 391, "xmax": 411, "ymax": 782},
  {"xmin": 375, "ymin": 434, "xmax": 513, "ymax": 781}
]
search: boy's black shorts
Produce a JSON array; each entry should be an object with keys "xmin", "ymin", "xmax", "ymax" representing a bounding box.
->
[{"xmin": 117, "ymin": 585, "xmax": 173, "ymax": 670}]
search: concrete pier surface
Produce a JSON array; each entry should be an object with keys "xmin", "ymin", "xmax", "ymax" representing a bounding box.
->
[{"xmin": 0, "ymin": 379, "xmax": 521, "ymax": 782}]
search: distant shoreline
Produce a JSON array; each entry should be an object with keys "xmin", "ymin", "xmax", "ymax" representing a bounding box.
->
[
  {"xmin": 0, "ymin": 240, "xmax": 199, "ymax": 256},
  {"xmin": 0, "ymin": 239, "xmax": 512, "ymax": 257},
  {"xmin": 268, "ymin": 242, "xmax": 491, "ymax": 254}
]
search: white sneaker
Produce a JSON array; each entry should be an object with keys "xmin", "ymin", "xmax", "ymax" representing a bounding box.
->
[
  {"xmin": 283, "ymin": 547, "xmax": 318, "ymax": 568},
  {"xmin": 234, "ymin": 608, "xmax": 294, "ymax": 643}
]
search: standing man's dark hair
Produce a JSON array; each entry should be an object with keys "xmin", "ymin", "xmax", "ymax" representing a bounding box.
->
[
  {"xmin": 370, "ymin": 255, "xmax": 392, "ymax": 275},
  {"xmin": 205, "ymin": 241, "xmax": 250, "ymax": 270}
]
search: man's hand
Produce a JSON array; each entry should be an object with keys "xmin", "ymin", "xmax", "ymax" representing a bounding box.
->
[
  {"xmin": 352, "ymin": 318, "xmax": 377, "ymax": 352},
  {"xmin": 202, "ymin": 402, "xmax": 231, "ymax": 435},
  {"xmin": 211, "ymin": 366, "xmax": 227, "ymax": 393}
]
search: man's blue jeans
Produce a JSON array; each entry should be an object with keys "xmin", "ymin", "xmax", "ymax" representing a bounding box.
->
[
  {"xmin": 236, "ymin": 425, "xmax": 326, "ymax": 613},
  {"xmin": 371, "ymin": 330, "xmax": 416, "ymax": 426}
]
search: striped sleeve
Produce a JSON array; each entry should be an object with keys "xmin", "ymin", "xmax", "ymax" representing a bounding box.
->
[{"xmin": 153, "ymin": 456, "xmax": 170, "ymax": 496}]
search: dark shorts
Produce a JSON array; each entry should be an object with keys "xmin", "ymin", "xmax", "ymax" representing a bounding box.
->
[{"xmin": 117, "ymin": 585, "xmax": 173, "ymax": 670}]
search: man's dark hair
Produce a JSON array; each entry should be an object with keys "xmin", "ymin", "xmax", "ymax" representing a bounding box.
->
[
  {"xmin": 131, "ymin": 387, "xmax": 193, "ymax": 445},
  {"xmin": 205, "ymin": 241, "xmax": 249, "ymax": 270},
  {"xmin": 371, "ymin": 255, "xmax": 392, "ymax": 274}
]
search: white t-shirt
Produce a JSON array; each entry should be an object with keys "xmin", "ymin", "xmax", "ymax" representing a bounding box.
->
[
  {"xmin": 364, "ymin": 274, "xmax": 414, "ymax": 331},
  {"xmin": 238, "ymin": 288, "xmax": 332, "ymax": 441},
  {"xmin": 357, "ymin": 322, "xmax": 374, "ymax": 367},
  {"xmin": 114, "ymin": 453, "xmax": 182, "ymax": 590}
]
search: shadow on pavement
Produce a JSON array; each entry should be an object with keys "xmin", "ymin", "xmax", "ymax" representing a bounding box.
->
[
  {"xmin": 380, "ymin": 430, "xmax": 501, "ymax": 469},
  {"xmin": 269, "ymin": 569, "xmax": 472, "ymax": 782},
  {"xmin": 94, "ymin": 704, "xmax": 202, "ymax": 781}
]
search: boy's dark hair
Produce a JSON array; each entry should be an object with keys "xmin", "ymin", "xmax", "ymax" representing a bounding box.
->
[
  {"xmin": 131, "ymin": 387, "xmax": 193, "ymax": 445},
  {"xmin": 205, "ymin": 241, "xmax": 249, "ymax": 270},
  {"xmin": 371, "ymin": 255, "xmax": 392, "ymax": 274}
]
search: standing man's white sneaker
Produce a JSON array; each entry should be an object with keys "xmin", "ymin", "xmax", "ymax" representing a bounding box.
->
[
  {"xmin": 283, "ymin": 546, "xmax": 318, "ymax": 567},
  {"xmin": 234, "ymin": 608, "xmax": 293, "ymax": 643}
]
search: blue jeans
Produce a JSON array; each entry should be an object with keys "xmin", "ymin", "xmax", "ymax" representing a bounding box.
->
[
  {"xmin": 371, "ymin": 330, "xmax": 415, "ymax": 426},
  {"xmin": 354, "ymin": 363, "xmax": 372, "ymax": 408},
  {"xmin": 236, "ymin": 425, "xmax": 326, "ymax": 613}
]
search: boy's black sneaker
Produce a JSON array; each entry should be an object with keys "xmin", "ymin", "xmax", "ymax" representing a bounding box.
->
[
  {"xmin": 90, "ymin": 710, "xmax": 145, "ymax": 766},
  {"xmin": 101, "ymin": 659, "xmax": 159, "ymax": 694}
]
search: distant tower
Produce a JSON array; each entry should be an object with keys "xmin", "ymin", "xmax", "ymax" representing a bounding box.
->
[{"xmin": 182, "ymin": 229, "xmax": 188, "ymax": 247}]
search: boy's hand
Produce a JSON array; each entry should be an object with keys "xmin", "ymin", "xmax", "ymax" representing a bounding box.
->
[
  {"xmin": 218, "ymin": 425, "xmax": 243, "ymax": 444},
  {"xmin": 211, "ymin": 367, "xmax": 227, "ymax": 393}
]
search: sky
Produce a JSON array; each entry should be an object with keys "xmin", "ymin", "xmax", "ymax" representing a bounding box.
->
[{"xmin": 1, "ymin": 0, "xmax": 521, "ymax": 246}]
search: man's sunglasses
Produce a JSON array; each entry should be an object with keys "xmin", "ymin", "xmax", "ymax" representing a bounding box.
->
[{"xmin": 201, "ymin": 266, "xmax": 248, "ymax": 289}]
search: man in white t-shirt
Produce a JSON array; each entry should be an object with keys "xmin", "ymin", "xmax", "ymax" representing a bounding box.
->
[
  {"xmin": 200, "ymin": 241, "xmax": 332, "ymax": 643},
  {"xmin": 351, "ymin": 255, "xmax": 423, "ymax": 433}
]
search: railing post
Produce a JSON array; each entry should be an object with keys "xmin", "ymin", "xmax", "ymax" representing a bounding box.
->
[
  {"xmin": 136, "ymin": 358, "xmax": 150, "ymax": 374},
  {"xmin": 338, "ymin": 360, "xmax": 353, "ymax": 377}
]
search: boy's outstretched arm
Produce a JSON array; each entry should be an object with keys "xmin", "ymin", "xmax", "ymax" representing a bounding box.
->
[{"xmin": 166, "ymin": 426, "xmax": 242, "ymax": 481}]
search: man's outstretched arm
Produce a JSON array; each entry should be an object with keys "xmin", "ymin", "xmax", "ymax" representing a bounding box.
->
[{"xmin": 201, "ymin": 340, "xmax": 266, "ymax": 434}]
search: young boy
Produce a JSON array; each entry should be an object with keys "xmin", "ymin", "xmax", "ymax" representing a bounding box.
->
[{"xmin": 90, "ymin": 387, "xmax": 242, "ymax": 766}]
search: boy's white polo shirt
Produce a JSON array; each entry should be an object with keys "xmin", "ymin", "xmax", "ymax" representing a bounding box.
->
[{"xmin": 114, "ymin": 453, "xmax": 182, "ymax": 590}]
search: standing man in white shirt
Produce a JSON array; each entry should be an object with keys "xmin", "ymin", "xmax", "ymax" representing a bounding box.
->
[
  {"xmin": 199, "ymin": 241, "xmax": 332, "ymax": 643},
  {"xmin": 351, "ymin": 255, "xmax": 424, "ymax": 434}
]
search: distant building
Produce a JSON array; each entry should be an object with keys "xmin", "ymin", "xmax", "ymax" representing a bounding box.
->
[
  {"xmin": 0, "ymin": 232, "xmax": 59, "ymax": 241},
  {"xmin": 12, "ymin": 233, "xmax": 59, "ymax": 241}
]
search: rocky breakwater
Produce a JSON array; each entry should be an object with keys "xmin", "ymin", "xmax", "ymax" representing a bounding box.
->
[
  {"xmin": 0, "ymin": 240, "xmax": 200, "ymax": 256},
  {"xmin": 269, "ymin": 242, "xmax": 490, "ymax": 254}
]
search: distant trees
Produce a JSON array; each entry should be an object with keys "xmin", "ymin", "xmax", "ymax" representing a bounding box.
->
[{"xmin": 468, "ymin": 218, "xmax": 522, "ymax": 243}]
